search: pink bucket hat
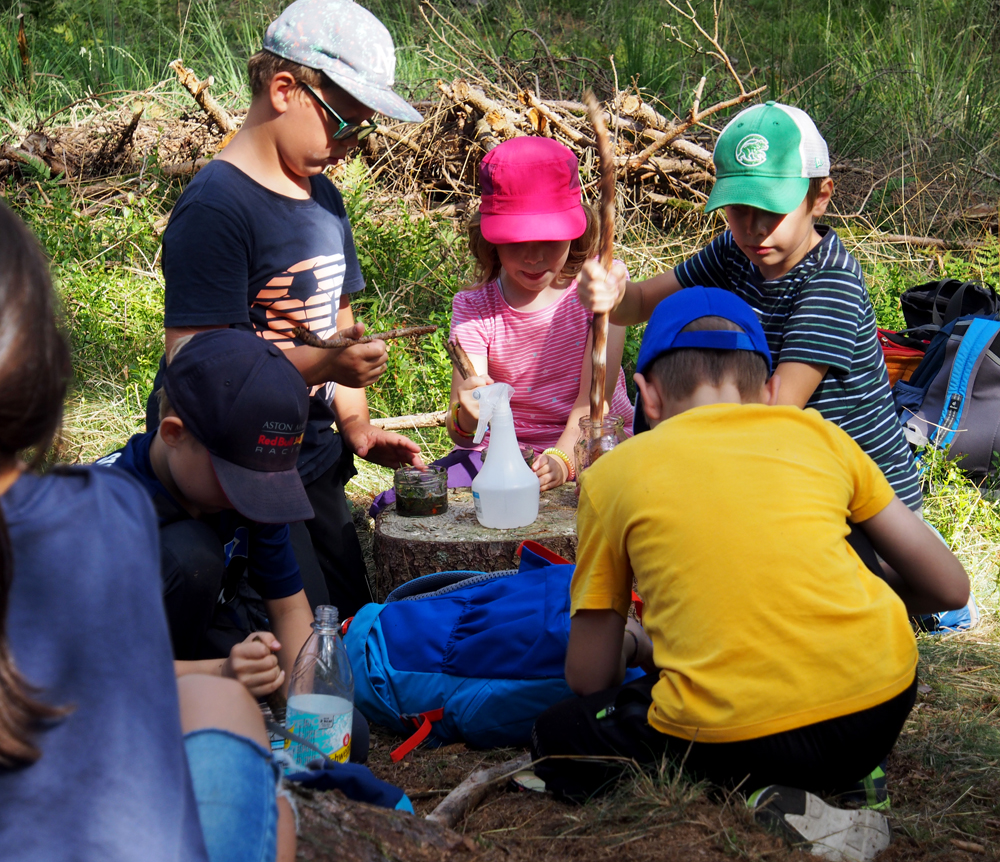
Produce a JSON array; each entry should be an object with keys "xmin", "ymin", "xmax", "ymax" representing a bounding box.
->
[{"xmin": 478, "ymin": 137, "xmax": 587, "ymax": 245}]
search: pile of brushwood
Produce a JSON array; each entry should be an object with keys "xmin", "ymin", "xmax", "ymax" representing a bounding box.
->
[{"xmin": 0, "ymin": 1, "xmax": 766, "ymax": 224}]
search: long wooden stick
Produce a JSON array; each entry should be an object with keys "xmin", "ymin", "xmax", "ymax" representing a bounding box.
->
[
  {"xmin": 291, "ymin": 324, "xmax": 437, "ymax": 349},
  {"xmin": 585, "ymin": 91, "xmax": 615, "ymax": 429},
  {"xmin": 426, "ymin": 755, "xmax": 531, "ymax": 829},
  {"xmin": 445, "ymin": 337, "xmax": 477, "ymax": 379}
]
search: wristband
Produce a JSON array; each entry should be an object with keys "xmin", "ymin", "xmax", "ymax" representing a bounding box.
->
[
  {"xmin": 542, "ymin": 447, "xmax": 575, "ymax": 481},
  {"xmin": 451, "ymin": 401, "xmax": 475, "ymax": 438}
]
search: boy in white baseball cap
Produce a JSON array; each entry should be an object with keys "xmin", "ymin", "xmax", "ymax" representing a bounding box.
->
[
  {"xmin": 576, "ymin": 101, "xmax": 922, "ymax": 514},
  {"xmin": 157, "ymin": 0, "xmax": 426, "ymax": 623}
]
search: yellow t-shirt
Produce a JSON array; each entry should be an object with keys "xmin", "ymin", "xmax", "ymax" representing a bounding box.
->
[{"xmin": 573, "ymin": 403, "xmax": 918, "ymax": 743}]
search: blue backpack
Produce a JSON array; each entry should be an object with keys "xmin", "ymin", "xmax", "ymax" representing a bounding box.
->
[
  {"xmin": 892, "ymin": 315, "xmax": 1000, "ymax": 485},
  {"xmin": 343, "ymin": 543, "xmax": 639, "ymax": 759}
]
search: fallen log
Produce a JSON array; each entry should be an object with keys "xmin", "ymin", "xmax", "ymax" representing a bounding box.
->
[
  {"xmin": 370, "ymin": 411, "xmax": 448, "ymax": 431},
  {"xmin": 160, "ymin": 158, "xmax": 210, "ymax": 178},
  {"xmin": 426, "ymin": 754, "xmax": 532, "ymax": 829},
  {"xmin": 291, "ymin": 325, "xmax": 437, "ymax": 349},
  {"xmin": 293, "ymin": 785, "xmax": 474, "ymax": 862},
  {"xmin": 169, "ymin": 59, "xmax": 238, "ymax": 136}
]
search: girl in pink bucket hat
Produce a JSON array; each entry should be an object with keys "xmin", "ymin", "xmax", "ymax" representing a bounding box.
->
[{"xmin": 368, "ymin": 137, "xmax": 634, "ymax": 515}]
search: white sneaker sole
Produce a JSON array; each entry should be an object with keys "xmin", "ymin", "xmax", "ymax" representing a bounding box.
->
[{"xmin": 754, "ymin": 786, "xmax": 892, "ymax": 862}]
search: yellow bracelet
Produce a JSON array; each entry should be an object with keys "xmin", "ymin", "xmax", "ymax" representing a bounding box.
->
[
  {"xmin": 451, "ymin": 401, "xmax": 475, "ymax": 438},
  {"xmin": 542, "ymin": 447, "xmax": 575, "ymax": 481}
]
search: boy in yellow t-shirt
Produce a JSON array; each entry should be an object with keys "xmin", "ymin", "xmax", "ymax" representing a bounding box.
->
[{"xmin": 531, "ymin": 287, "xmax": 969, "ymax": 861}]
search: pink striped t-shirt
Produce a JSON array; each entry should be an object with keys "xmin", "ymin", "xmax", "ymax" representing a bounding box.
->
[{"xmin": 450, "ymin": 277, "xmax": 635, "ymax": 452}]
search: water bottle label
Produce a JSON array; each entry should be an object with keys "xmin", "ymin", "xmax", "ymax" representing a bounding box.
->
[
  {"xmin": 285, "ymin": 707, "xmax": 352, "ymax": 766},
  {"xmin": 473, "ymin": 490, "xmax": 482, "ymax": 517}
]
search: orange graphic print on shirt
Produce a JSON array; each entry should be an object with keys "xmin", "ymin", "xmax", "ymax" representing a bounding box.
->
[{"xmin": 252, "ymin": 254, "xmax": 347, "ymax": 348}]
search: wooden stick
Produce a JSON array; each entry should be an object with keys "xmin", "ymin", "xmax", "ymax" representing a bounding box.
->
[
  {"xmin": 290, "ymin": 324, "xmax": 437, "ymax": 349},
  {"xmin": 585, "ymin": 91, "xmax": 614, "ymax": 429},
  {"xmin": 169, "ymin": 59, "xmax": 238, "ymax": 135},
  {"xmin": 370, "ymin": 411, "xmax": 447, "ymax": 431},
  {"xmin": 444, "ymin": 337, "xmax": 477, "ymax": 380},
  {"xmin": 426, "ymin": 754, "xmax": 531, "ymax": 829}
]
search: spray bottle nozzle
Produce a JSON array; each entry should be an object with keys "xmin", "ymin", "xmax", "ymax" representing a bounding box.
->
[{"xmin": 473, "ymin": 383, "xmax": 515, "ymax": 445}]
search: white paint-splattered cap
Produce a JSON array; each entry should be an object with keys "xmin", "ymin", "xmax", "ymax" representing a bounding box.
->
[{"xmin": 263, "ymin": 0, "xmax": 422, "ymax": 122}]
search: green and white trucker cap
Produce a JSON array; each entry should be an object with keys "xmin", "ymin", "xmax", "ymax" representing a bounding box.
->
[{"xmin": 706, "ymin": 101, "xmax": 829, "ymax": 214}]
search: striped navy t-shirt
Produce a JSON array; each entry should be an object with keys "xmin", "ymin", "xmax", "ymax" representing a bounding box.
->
[{"xmin": 674, "ymin": 225, "xmax": 922, "ymax": 510}]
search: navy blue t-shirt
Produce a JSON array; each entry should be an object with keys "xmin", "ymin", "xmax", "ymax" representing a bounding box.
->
[
  {"xmin": 162, "ymin": 160, "xmax": 365, "ymax": 484},
  {"xmin": 97, "ymin": 432, "xmax": 303, "ymax": 601},
  {"xmin": 0, "ymin": 468, "xmax": 209, "ymax": 861}
]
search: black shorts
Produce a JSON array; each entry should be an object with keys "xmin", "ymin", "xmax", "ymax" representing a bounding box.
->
[{"xmin": 531, "ymin": 673, "xmax": 917, "ymax": 802}]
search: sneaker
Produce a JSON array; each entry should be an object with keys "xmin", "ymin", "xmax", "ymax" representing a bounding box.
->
[
  {"xmin": 838, "ymin": 761, "xmax": 890, "ymax": 811},
  {"xmin": 914, "ymin": 592, "xmax": 980, "ymax": 634},
  {"xmin": 748, "ymin": 785, "xmax": 892, "ymax": 861}
]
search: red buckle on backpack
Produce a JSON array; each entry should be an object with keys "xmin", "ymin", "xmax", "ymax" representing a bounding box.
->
[
  {"xmin": 390, "ymin": 708, "xmax": 445, "ymax": 762},
  {"xmin": 516, "ymin": 540, "xmax": 572, "ymax": 565}
]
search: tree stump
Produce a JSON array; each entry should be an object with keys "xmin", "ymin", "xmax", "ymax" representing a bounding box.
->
[
  {"xmin": 293, "ymin": 786, "xmax": 475, "ymax": 861},
  {"xmin": 373, "ymin": 485, "xmax": 578, "ymax": 599}
]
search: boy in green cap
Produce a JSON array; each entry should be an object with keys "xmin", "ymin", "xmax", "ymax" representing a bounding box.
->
[
  {"xmin": 577, "ymin": 101, "xmax": 922, "ymax": 512},
  {"xmin": 156, "ymin": 0, "xmax": 425, "ymax": 619}
]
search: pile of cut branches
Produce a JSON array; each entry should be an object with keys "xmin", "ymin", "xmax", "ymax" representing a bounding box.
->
[{"xmin": 359, "ymin": 0, "xmax": 764, "ymax": 214}]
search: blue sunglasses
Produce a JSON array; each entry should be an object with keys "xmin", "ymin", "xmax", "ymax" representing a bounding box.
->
[{"xmin": 300, "ymin": 83, "xmax": 377, "ymax": 141}]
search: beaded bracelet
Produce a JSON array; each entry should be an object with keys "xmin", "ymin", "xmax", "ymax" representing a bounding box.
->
[
  {"xmin": 542, "ymin": 447, "xmax": 575, "ymax": 481},
  {"xmin": 450, "ymin": 400, "xmax": 475, "ymax": 438}
]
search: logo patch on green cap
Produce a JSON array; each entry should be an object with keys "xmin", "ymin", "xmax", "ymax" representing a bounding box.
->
[{"xmin": 735, "ymin": 134, "xmax": 769, "ymax": 167}]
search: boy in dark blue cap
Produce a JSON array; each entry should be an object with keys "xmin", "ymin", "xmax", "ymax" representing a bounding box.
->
[
  {"xmin": 531, "ymin": 288, "xmax": 969, "ymax": 861},
  {"xmin": 100, "ymin": 329, "xmax": 315, "ymax": 698},
  {"xmin": 156, "ymin": 0, "xmax": 425, "ymax": 620}
]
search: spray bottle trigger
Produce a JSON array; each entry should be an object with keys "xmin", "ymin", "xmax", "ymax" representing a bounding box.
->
[{"xmin": 472, "ymin": 383, "xmax": 513, "ymax": 445}]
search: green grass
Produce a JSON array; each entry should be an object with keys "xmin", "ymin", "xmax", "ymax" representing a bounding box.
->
[{"xmin": 3, "ymin": 4, "xmax": 1000, "ymax": 847}]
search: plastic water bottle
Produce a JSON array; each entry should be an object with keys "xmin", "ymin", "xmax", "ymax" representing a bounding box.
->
[
  {"xmin": 470, "ymin": 383, "xmax": 540, "ymax": 528},
  {"xmin": 284, "ymin": 605, "xmax": 354, "ymax": 768}
]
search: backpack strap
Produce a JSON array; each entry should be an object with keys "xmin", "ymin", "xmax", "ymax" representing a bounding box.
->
[
  {"xmin": 390, "ymin": 708, "xmax": 445, "ymax": 762},
  {"xmin": 933, "ymin": 318, "xmax": 1000, "ymax": 448}
]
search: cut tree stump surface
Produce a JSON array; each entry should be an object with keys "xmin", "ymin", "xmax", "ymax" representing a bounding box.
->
[
  {"xmin": 293, "ymin": 786, "xmax": 474, "ymax": 861},
  {"xmin": 373, "ymin": 485, "xmax": 578, "ymax": 598}
]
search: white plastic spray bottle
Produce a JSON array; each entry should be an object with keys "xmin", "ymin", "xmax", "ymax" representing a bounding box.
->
[{"xmin": 470, "ymin": 383, "xmax": 540, "ymax": 528}]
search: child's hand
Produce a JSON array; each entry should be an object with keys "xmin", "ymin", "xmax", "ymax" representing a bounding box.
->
[
  {"xmin": 624, "ymin": 617, "xmax": 655, "ymax": 675},
  {"xmin": 578, "ymin": 260, "xmax": 629, "ymax": 314},
  {"xmin": 326, "ymin": 323, "xmax": 388, "ymax": 388},
  {"xmin": 344, "ymin": 422, "xmax": 424, "ymax": 469},
  {"xmin": 222, "ymin": 632, "xmax": 285, "ymax": 697},
  {"xmin": 533, "ymin": 453, "xmax": 569, "ymax": 492},
  {"xmin": 455, "ymin": 374, "xmax": 493, "ymax": 434}
]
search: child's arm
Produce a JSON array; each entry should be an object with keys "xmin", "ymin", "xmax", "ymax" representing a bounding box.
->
[
  {"xmin": 330, "ymin": 299, "xmax": 423, "ymax": 468},
  {"xmin": 857, "ymin": 498, "xmax": 970, "ymax": 614},
  {"xmin": 446, "ymin": 353, "xmax": 492, "ymax": 447},
  {"xmin": 772, "ymin": 361, "xmax": 829, "ymax": 408},
  {"xmin": 165, "ymin": 317, "xmax": 386, "ymax": 390},
  {"xmin": 577, "ymin": 260, "xmax": 683, "ymax": 326},
  {"xmin": 565, "ymin": 609, "xmax": 628, "ymax": 695},
  {"xmin": 533, "ymin": 324, "xmax": 628, "ymax": 491},
  {"xmin": 264, "ymin": 590, "xmax": 315, "ymax": 693}
]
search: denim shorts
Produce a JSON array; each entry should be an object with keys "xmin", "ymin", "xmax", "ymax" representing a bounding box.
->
[{"xmin": 185, "ymin": 729, "xmax": 281, "ymax": 862}]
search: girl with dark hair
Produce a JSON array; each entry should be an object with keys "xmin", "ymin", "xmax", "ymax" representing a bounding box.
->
[{"xmin": 0, "ymin": 202, "xmax": 294, "ymax": 862}]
